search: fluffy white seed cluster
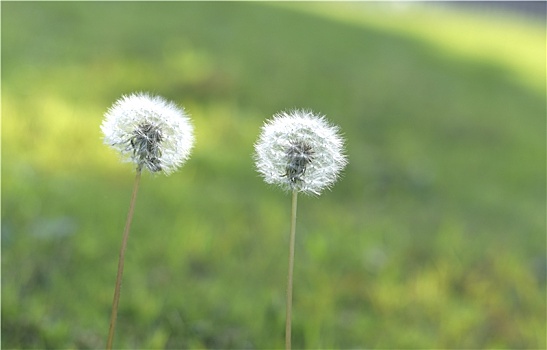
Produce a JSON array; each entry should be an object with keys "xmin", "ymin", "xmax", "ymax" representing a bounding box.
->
[
  {"xmin": 102, "ymin": 93, "xmax": 195, "ymax": 175},
  {"xmin": 254, "ymin": 110, "xmax": 347, "ymax": 195}
]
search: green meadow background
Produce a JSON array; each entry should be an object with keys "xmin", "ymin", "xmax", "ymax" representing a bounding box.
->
[{"xmin": 2, "ymin": 2, "xmax": 545, "ymax": 349}]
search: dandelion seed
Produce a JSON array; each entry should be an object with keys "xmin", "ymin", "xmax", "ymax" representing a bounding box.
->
[
  {"xmin": 101, "ymin": 92, "xmax": 194, "ymax": 349},
  {"xmin": 102, "ymin": 92, "xmax": 195, "ymax": 175},
  {"xmin": 253, "ymin": 109, "xmax": 348, "ymax": 350},
  {"xmin": 254, "ymin": 109, "xmax": 347, "ymax": 195}
]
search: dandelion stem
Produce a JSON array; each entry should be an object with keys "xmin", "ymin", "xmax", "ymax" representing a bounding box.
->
[
  {"xmin": 285, "ymin": 189, "xmax": 298, "ymax": 350},
  {"xmin": 107, "ymin": 170, "xmax": 142, "ymax": 350}
]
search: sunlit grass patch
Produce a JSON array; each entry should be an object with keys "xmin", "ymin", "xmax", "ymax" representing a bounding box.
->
[{"xmin": 279, "ymin": 2, "xmax": 546, "ymax": 93}]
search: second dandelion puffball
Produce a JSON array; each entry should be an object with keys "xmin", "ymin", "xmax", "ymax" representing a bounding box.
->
[
  {"xmin": 102, "ymin": 93, "xmax": 195, "ymax": 175},
  {"xmin": 254, "ymin": 110, "xmax": 347, "ymax": 195}
]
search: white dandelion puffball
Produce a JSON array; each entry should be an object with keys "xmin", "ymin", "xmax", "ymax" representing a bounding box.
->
[
  {"xmin": 254, "ymin": 110, "xmax": 348, "ymax": 195},
  {"xmin": 101, "ymin": 93, "xmax": 195, "ymax": 175}
]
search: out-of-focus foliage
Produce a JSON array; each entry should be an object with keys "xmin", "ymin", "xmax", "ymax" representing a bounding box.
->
[{"xmin": 2, "ymin": 2, "xmax": 545, "ymax": 348}]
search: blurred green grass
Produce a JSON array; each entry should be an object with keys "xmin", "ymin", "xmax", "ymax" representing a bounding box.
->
[{"xmin": 2, "ymin": 2, "xmax": 545, "ymax": 349}]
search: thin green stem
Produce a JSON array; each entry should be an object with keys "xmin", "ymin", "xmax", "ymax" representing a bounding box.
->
[
  {"xmin": 106, "ymin": 170, "xmax": 142, "ymax": 350},
  {"xmin": 285, "ymin": 189, "xmax": 298, "ymax": 350}
]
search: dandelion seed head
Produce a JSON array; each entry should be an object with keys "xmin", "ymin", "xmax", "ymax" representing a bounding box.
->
[
  {"xmin": 101, "ymin": 93, "xmax": 195, "ymax": 175},
  {"xmin": 254, "ymin": 110, "xmax": 347, "ymax": 195}
]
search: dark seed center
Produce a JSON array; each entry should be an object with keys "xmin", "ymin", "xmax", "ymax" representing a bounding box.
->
[
  {"xmin": 284, "ymin": 141, "xmax": 314, "ymax": 184},
  {"xmin": 130, "ymin": 123, "xmax": 163, "ymax": 172}
]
